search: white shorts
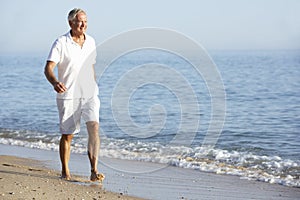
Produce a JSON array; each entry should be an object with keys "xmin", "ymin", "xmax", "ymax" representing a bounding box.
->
[{"xmin": 56, "ymin": 97, "xmax": 100, "ymax": 134}]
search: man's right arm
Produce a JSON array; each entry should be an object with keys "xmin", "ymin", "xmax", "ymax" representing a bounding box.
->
[{"xmin": 44, "ymin": 61, "xmax": 67, "ymax": 93}]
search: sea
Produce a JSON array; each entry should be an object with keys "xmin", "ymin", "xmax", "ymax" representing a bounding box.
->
[{"xmin": 0, "ymin": 49, "xmax": 299, "ymax": 187}]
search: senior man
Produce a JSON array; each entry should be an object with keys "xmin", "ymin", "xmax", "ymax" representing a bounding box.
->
[{"xmin": 44, "ymin": 8, "xmax": 103, "ymax": 182}]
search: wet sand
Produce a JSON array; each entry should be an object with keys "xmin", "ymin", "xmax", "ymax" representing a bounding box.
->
[{"xmin": 1, "ymin": 144, "xmax": 299, "ymax": 200}]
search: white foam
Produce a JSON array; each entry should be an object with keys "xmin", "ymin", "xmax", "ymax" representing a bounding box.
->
[{"xmin": 0, "ymin": 136, "xmax": 299, "ymax": 187}]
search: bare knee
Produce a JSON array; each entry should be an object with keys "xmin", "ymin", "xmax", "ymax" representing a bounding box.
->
[
  {"xmin": 61, "ymin": 134, "xmax": 74, "ymax": 142},
  {"xmin": 87, "ymin": 121, "xmax": 99, "ymax": 132}
]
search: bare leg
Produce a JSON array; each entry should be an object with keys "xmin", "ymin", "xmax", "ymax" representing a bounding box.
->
[
  {"xmin": 59, "ymin": 134, "xmax": 73, "ymax": 180},
  {"xmin": 86, "ymin": 121, "xmax": 104, "ymax": 181}
]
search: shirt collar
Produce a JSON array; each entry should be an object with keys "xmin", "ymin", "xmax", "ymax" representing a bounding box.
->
[{"xmin": 66, "ymin": 30, "xmax": 86, "ymax": 45}]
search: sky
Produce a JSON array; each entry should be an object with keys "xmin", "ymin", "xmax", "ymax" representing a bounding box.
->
[{"xmin": 0, "ymin": 0, "xmax": 300, "ymax": 54}]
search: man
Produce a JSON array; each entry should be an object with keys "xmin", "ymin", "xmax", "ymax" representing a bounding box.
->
[{"xmin": 44, "ymin": 8, "xmax": 104, "ymax": 182}]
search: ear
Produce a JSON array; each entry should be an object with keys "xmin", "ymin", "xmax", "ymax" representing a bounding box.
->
[{"xmin": 68, "ymin": 20, "xmax": 73, "ymax": 27}]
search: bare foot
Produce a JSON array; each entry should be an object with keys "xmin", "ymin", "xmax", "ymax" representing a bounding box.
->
[
  {"xmin": 90, "ymin": 171, "xmax": 105, "ymax": 182},
  {"xmin": 61, "ymin": 173, "xmax": 71, "ymax": 181}
]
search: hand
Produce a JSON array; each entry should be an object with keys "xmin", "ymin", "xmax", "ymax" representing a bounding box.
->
[{"xmin": 53, "ymin": 82, "xmax": 67, "ymax": 93}]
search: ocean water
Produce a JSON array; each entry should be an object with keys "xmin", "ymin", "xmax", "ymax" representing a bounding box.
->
[{"xmin": 0, "ymin": 49, "xmax": 299, "ymax": 187}]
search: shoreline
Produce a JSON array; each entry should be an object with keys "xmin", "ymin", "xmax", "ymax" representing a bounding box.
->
[{"xmin": 1, "ymin": 144, "xmax": 300, "ymax": 200}]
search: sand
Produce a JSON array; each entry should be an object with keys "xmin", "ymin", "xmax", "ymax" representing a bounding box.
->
[
  {"xmin": 1, "ymin": 144, "xmax": 300, "ymax": 200},
  {"xmin": 0, "ymin": 155, "xmax": 142, "ymax": 200}
]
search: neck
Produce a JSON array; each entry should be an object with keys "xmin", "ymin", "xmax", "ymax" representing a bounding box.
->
[{"xmin": 70, "ymin": 30, "xmax": 85, "ymax": 39}]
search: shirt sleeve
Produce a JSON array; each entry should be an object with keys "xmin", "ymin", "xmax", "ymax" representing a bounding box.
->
[{"xmin": 47, "ymin": 39, "xmax": 61, "ymax": 64}]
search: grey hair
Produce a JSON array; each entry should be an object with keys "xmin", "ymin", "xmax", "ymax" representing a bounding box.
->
[{"xmin": 68, "ymin": 8, "xmax": 86, "ymax": 22}]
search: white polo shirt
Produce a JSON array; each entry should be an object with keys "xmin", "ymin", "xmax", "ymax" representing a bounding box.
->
[{"xmin": 47, "ymin": 31, "xmax": 98, "ymax": 99}]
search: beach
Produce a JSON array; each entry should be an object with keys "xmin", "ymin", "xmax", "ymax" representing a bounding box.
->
[
  {"xmin": 1, "ymin": 144, "xmax": 299, "ymax": 200},
  {"xmin": 0, "ymin": 155, "xmax": 141, "ymax": 200},
  {"xmin": 1, "ymin": 1, "xmax": 300, "ymax": 199},
  {"xmin": 1, "ymin": 50, "xmax": 300, "ymax": 199}
]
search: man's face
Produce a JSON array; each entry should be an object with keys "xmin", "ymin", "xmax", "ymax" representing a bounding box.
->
[{"xmin": 70, "ymin": 12, "xmax": 87, "ymax": 34}]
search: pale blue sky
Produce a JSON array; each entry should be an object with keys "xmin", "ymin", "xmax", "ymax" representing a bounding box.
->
[{"xmin": 1, "ymin": 0, "xmax": 299, "ymax": 54}]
